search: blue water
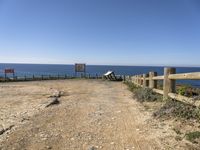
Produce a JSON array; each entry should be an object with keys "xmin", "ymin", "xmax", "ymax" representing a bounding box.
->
[{"xmin": 0, "ymin": 63, "xmax": 200, "ymax": 87}]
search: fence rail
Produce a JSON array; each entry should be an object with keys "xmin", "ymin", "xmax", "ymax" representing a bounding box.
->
[{"xmin": 125, "ymin": 67, "xmax": 200, "ymax": 107}]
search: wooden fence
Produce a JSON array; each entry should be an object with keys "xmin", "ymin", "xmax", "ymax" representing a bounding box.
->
[{"xmin": 125, "ymin": 67, "xmax": 200, "ymax": 107}]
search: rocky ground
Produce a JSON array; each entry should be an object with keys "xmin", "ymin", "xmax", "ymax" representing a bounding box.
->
[{"xmin": 0, "ymin": 79, "xmax": 199, "ymax": 150}]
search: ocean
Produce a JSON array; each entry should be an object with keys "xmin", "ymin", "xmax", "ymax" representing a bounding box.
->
[{"xmin": 0, "ymin": 63, "xmax": 200, "ymax": 87}]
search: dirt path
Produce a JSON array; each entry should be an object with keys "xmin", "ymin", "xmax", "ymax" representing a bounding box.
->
[{"xmin": 0, "ymin": 80, "xmax": 191, "ymax": 150}]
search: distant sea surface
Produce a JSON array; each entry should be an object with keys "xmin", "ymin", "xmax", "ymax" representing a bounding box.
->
[{"xmin": 0, "ymin": 63, "xmax": 200, "ymax": 87}]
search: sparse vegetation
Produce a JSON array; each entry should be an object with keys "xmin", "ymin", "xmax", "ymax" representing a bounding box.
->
[
  {"xmin": 173, "ymin": 127, "xmax": 182, "ymax": 135},
  {"xmin": 134, "ymin": 88, "xmax": 162, "ymax": 102},
  {"xmin": 177, "ymin": 85, "xmax": 188, "ymax": 96},
  {"xmin": 176, "ymin": 85, "xmax": 200, "ymax": 97},
  {"xmin": 124, "ymin": 81, "xmax": 162, "ymax": 102},
  {"xmin": 124, "ymin": 81, "xmax": 138, "ymax": 92},
  {"xmin": 153, "ymin": 99, "xmax": 200, "ymax": 120}
]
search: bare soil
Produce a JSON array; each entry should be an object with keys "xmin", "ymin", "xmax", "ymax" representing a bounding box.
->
[{"xmin": 0, "ymin": 79, "xmax": 199, "ymax": 150}]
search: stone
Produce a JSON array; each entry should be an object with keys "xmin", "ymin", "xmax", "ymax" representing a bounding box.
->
[
  {"xmin": 0, "ymin": 125, "xmax": 5, "ymax": 135},
  {"xmin": 110, "ymin": 142, "xmax": 115, "ymax": 145},
  {"xmin": 88, "ymin": 146, "xmax": 97, "ymax": 150},
  {"xmin": 45, "ymin": 97, "xmax": 60, "ymax": 107}
]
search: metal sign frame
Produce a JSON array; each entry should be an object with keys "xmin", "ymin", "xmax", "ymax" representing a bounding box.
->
[{"xmin": 75, "ymin": 64, "xmax": 86, "ymax": 77}]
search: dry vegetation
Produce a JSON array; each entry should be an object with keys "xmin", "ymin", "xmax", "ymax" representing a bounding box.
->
[{"xmin": 125, "ymin": 81, "xmax": 200, "ymax": 148}]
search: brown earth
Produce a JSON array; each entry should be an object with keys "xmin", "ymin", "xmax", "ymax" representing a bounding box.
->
[{"xmin": 0, "ymin": 79, "xmax": 199, "ymax": 150}]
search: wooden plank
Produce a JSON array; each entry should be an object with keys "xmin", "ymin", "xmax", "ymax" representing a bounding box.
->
[
  {"xmin": 168, "ymin": 93, "xmax": 200, "ymax": 107},
  {"xmin": 152, "ymin": 76, "xmax": 164, "ymax": 80},
  {"xmin": 169, "ymin": 72, "xmax": 200, "ymax": 80},
  {"xmin": 153, "ymin": 88, "xmax": 164, "ymax": 95}
]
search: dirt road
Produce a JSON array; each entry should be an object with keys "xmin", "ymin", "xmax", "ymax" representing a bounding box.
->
[{"xmin": 0, "ymin": 80, "xmax": 192, "ymax": 150}]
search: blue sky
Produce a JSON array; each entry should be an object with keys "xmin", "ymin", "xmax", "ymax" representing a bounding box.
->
[{"xmin": 0, "ymin": 0, "xmax": 200, "ymax": 66}]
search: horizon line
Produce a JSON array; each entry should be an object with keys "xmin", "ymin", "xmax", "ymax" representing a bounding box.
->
[{"xmin": 0, "ymin": 62, "xmax": 200, "ymax": 68}]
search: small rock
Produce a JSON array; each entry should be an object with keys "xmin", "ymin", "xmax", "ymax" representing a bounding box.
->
[
  {"xmin": 88, "ymin": 146, "xmax": 97, "ymax": 150},
  {"xmin": 0, "ymin": 125, "xmax": 4, "ymax": 135},
  {"xmin": 46, "ymin": 146, "xmax": 52, "ymax": 149},
  {"xmin": 136, "ymin": 129, "xmax": 140, "ymax": 131},
  {"xmin": 110, "ymin": 142, "xmax": 115, "ymax": 145}
]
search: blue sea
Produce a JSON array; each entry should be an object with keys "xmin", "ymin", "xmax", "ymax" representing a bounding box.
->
[{"xmin": 0, "ymin": 63, "xmax": 200, "ymax": 87}]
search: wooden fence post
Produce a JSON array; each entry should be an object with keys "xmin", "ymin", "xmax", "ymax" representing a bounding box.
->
[
  {"xmin": 149, "ymin": 72, "xmax": 157, "ymax": 89},
  {"xmin": 140, "ymin": 75, "xmax": 143, "ymax": 86},
  {"xmin": 163, "ymin": 68, "xmax": 176, "ymax": 100},
  {"xmin": 143, "ymin": 74, "xmax": 147, "ymax": 87},
  {"xmin": 137, "ymin": 75, "xmax": 139, "ymax": 86}
]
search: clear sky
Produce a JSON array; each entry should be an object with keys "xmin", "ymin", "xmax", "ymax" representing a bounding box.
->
[{"xmin": 0, "ymin": 0, "xmax": 200, "ymax": 66}]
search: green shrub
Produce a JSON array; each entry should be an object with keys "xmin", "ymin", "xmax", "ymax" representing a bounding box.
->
[
  {"xmin": 186, "ymin": 131, "xmax": 200, "ymax": 143},
  {"xmin": 177, "ymin": 86, "xmax": 188, "ymax": 96},
  {"xmin": 124, "ymin": 81, "xmax": 138, "ymax": 92}
]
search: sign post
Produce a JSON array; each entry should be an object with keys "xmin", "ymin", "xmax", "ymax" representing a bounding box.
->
[
  {"xmin": 4, "ymin": 69, "xmax": 15, "ymax": 80},
  {"xmin": 75, "ymin": 64, "xmax": 86, "ymax": 77}
]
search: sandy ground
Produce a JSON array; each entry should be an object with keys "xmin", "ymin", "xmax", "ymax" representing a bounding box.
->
[{"xmin": 0, "ymin": 79, "xmax": 198, "ymax": 150}]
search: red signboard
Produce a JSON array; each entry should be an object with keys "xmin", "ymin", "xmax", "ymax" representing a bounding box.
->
[{"xmin": 5, "ymin": 69, "xmax": 15, "ymax": 74}]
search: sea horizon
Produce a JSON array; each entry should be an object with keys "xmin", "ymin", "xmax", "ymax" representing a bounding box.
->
[
  {"xmin": 0, "ymin": 62, "xmax": 200, "ymax": 68},
  {"xmin": 0, "ymin": 63, "xmax": 200, "ymax": 87}
]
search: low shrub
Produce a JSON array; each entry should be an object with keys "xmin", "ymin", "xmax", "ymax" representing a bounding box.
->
[
  {"xmin": 153, "ymin": 99, "xmax": 200, "ymax": 120},
  {"xmin": 185, "ymin": 131, "xmax": 200, "ymax": 143},
  {"xmin": 124, "ymin": 81, "xmax": 162, "ymax": 102},
  {"xmin": 124, "ymin": 81, "xmax": 138, "ymax": 92},
  {"xmin": 134, "ymin": 88, "xmax": 162, "ymax": 102}
]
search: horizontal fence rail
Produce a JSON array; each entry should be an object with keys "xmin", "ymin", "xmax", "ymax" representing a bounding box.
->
[{"xmin": 125, "ymin": 67, "xmax": 200, "ymax": 107}]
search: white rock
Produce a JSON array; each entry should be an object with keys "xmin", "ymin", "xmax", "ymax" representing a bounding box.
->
[{"xmin": 110, "ymin": 142, "xmax": 115, "ymax": 145}]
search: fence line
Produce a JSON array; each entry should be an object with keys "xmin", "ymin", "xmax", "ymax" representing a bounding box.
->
[
  {"xmin": 125, "ymin": 67, "xmax": 200, "ymax": 107},
  {"xmin": 0, "ymin": 73, "xmax": 102, "ymax": 82}
]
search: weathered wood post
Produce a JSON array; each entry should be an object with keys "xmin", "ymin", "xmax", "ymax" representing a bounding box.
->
[
  {"xmin": 143, "ymin": 74, "xmax": 147, "ymax": 87},
  {"xmin": 139, "ymin": 75, "xmax": 143, "ymax": 86},
  {"xmin": 149, "ymin": 72, "xmax": 157, "ymax": 89},
  {"xmin": 123, "ymin": 75, "xmax": 126, "ymax": 82},
  {"xmin": 138, "ymin": 75, "xmax": 141, "ymax": 86},
  {"xmin": 163, "ymin": 68, "xmax": 176, "ymax": 100},
  {"xmin": 136, "ymin": 75, "xmax": 139, "ymax": 86},
  {"xmin": 137, "ymin": 75, "xmax": 139, "ymax": 86}
]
